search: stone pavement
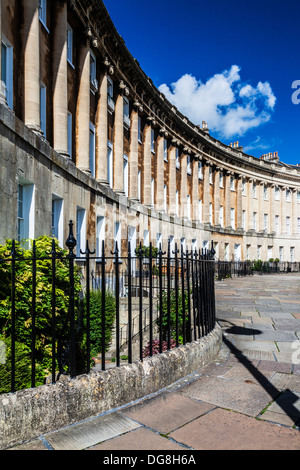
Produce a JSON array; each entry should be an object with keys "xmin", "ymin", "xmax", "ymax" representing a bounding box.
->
[{"xmin": 9, "ymin": 274, "xmax": 300, "ymax": 451}]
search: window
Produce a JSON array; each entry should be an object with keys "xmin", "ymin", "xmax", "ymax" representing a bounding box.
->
[
  {"xmin": 1, "ymin": 36, "xmax": 13, "ymax": 109},
  {"xmin": 231, "ymin": 208, "xmax": 235, "ymax": 229},
  {"xmin": 175, "ymin": 148, "xmax": 180, "ymax": 169},
  {"xmin": 275, "ymin": 215, "xmax": 280, "ymax": 234},
  {"xmin": 89, "ymin": 123, "xmax": 95, "ymax": 177},
  {"xmin": 176, "ymin": 190, "xmax": 179, "ymax": 216},
  {"xmin": 264, "ymin": 213, "xmax": 268, "ymax": 232},
  {"xmin": 169, "ymin": 235, "xmax": 175, "ymax": 257},
  {"xmin": 275, "ymin": 187, "xmax": 280, "ymax": 200},
  {"xmin": 286, "ymin": 216, "xmax": 291, "ymax": 234},
  {"xmin": 187, "ymin": 156, "xmax": 191, "ymax": 175},
  {"xmin": 224, "ymin": 243, "xmax": 229, "ymax": 261},
  {"xmin": 198, "ymin": 161, "xmax": 203, "ymax": 179},
  {"xmin": 279, "ymin": 246, "xmax": 284, "ymax": 262},
  {"xmin": 219, "ymin": 206, "xmax": 224, "ymax": 227},
  {"xmin": 164, "ymin": 184, "xmax": 167, "ymax": 212},
  {"xmin": 242, "ymin": 210, "xmax": 246, "ymax": 230},
  {"xmin": 268, "ymin": 246, "xmax": 273, "ymax": 260},
  {"xmin": 40, "ymin": 82, "xmax": 46, "ymax": 137},
  {"xmin": 137, "ymin": 170, "xmax": 141, "ymax": 201},
  {"xmin": 298, "ymin": 217, "xmax": 300, "ymax": 234},
  {"xmin": 76, "ymin": 207, "xmax": 86, "ymax": 257},
  {"xmin": 209, "ymin": 202, "xmax": 213, "ymax": 224},
  {"xmin": 143, "ymin": 230, "xmax": 149, "ymax": 247},
  {"xmin": 297, "ymin": 191, "xmax": 300, "ymax": 203},
  {"xmin": 107, "ymin": 141, "xmax": 113, "ymax": 188},
  {"xmin": 253, "ymin": 182, "xmax": 257, "ymax": 198},
  {"xmin": 209, "ymin": 167, "xmax": 213, "ymax": 184},
  {"xmin": 39, "ymin": 0, "xmax": 47, "ymax": 28},
  {"xmin": 156, "ymin": 232, "xmax": 162, "ymax": 249},
  {"xmin": 151, "ymin": 129, "xmax": 155, "ymax": 153},
  {"xmin": 107, "ymin": 76, "xmax": 114, "ymax": 113},
  {"xmin": 114, "ymin": 221, "xmax": 121, "ymax": 254},
  {"xmin": 67, "ymin": 24, "xmax": 73, "ymax": 65},
  {"xmin": 246, "ymin": 244, "xmax": 251, "ymax": 261},
  {"xmin": 242, "ymin": 179, "xmax": 246, "ymax": 195},
  {"xmin": 123, "ymin": 154, "xmax": 128, "ymax": 196},
  {"xmin": 90, "ymin": 51, "xmax": 98, "ymax": 93},
  {"xmin": 164, "ymin": 139, "xmax": 168, "ymax": 162},
  {"xmin": 257, "ymin": 245, "xmax": 261, "ymax": 261},
  {"xmin": 234, "ymin": 244, "xmax": 241, "ymax": 262},
  {"xmin": 219, "ymin": 172, "xmax": 224, "ymax": 188},
  {"xmin": 151, "ymin": 178, "xmax": 154, "ymax": 207},
  {"xmin": 253, "ymin": 212, "xmax": 257, "ymax": 231},
  {"xmin": 123, "ymin": 97, "xmax": 130, "ymax": 129},
  {"xmin": 96, "ymin": 216, "xmax": 105, "ymax": 258},
  {"xmin": 198, "ymin": 199, "xmax": 202, "ymax": 223},
  {"xmin": 187, "ymin": 195, "xmax": 191, "ymax": 220},
  {"xmin": 67, "ymin": 112, "xmax": 72, "ymax": 157},
  {"xmin": 291, "ymin": 247, "xmax": 295, "ymax": 262},
  {"xmin": 52, "ymin": 196, "xmax": 63, "ymax": 247},
  {"xmin": 286, "ymin": 189, "xmax": 291, "ymax": 202},
  {"xmin": 181, "ymin": 237, "xmax": 186, "ymax": 253},
  {"xmin": 264, "ymin": 185, "xmax": 268, "ymax": 200},
  {"xmin": 230, "ymin": 176, "xmax": 235, "ymax": 191},
  {"xmin": 17, "ymin": 180, "xmax": 35, "ymax": 244},
  {"xmin": 138, "ymin": 117, "xmax": 143, "ymax": 143}
]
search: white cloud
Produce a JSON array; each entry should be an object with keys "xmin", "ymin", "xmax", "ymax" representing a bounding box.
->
[{"xmin": 158, "ymin": 66, "xmax": 276, "ymax": 139}]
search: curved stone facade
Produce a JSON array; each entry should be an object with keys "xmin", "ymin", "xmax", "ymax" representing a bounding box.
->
[{"xmin": 0, "ymin": 0, "xmax": 300, "ymax": 261}]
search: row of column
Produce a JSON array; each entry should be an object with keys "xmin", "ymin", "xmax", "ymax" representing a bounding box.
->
[{"xmin": 18, "ymin": 0, "xmax": 299, "ymax": 234}]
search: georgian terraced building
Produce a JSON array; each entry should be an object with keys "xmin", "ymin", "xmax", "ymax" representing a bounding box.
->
[{"xmin": 0, "ymin": 0, "xmax": 300, "ymax": 262}]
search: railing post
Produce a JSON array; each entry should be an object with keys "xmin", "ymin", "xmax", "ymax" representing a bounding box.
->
[
  {"xmin": 31, "ymin": 240, "xmax": 37, "ymax": 388},
  {"xmin": 128, "ymin": 241, "xmax": 132, "ymax": 364},
  {"xmin": 65, "ymin": 220, "xmax": 77, "ymax": 379},
  {"xmin": 112, "ymin": 241, "xmax": 120, "ymax": 367},
  {"xmin": 10, "ymin": 240, "xmax": 16, "ymax": 393},
  {"xmin": 50, "ymin": 239, "xmax": 57, "ymax": 384},
  {"xmin": 181, "ymin": 243, "xmax": 186, "ymax": 345},
  {"xmin": 167, "ymin": 239, "xmax": 171, "ymax": 350},
  {"xmin": 149, "ymin": 242, "xmax": 153, "ymax": 357},
  {"xmin": 173, "ymin": 243, "xmax": 179, "ymax": 347},
  {"xmin": 158, "ymin": 243, "xmax": 164, "ymax": 353},
  {"xmin": 81, "ymin": 240, "xmax": 95, "ymax": 374},
  {"xmin": 101, "ymin": 239, "xmax": 106, "ymax": 371},
  {"xmin": 138, "ymin": 242, "xmax": 143, "ymax": 361}
]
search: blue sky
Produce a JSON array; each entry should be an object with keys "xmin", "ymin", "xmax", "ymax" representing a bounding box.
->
[{"xmin": 103, "ymin": 0, "xmax": 300, "ymax": 166}]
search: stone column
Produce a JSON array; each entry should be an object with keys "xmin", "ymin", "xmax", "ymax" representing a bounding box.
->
[
  {"xmin": 113, "ymin": 90, "xmax": 124, "ymax": 193},
  {"xmin": 22, "ymin": 0, "xmax": 41, "ymax": 133},
  {"xmin": 259, "ymin": 182, "xmax": 265, "ymax": 232},
  {"xmin": 281, "ymin": 186, "xmax": 286, "ymax": 234},
  {"xmin": 168, "ymin": 144, "xmax": 177, "ymax": 216},
  {"xmin": 143, "ymin": 123, "xmax": 152, "ymax": 207},
  {"xmin": 180, "ymin": 153, "xmax": 188, "ymax": 219},
  {"xmin": 156, "ymin": 132, "xmax": 165, "ymax": 211},
  {"xmin": 292, "ymin": 189, "xmax": 297, "ymax": 234},
  {"xmin": 76, "ymin": 37, "xmax": 90, "ymax": 172},
  {"xmin": 52, "ymin": 0, "xmax": 68, "ymax": 156},
  {"xmin": 128, "ymin": 106, "xmax": 139, "ymax": 200},
  {"xmin": 96, "ymin": 73, "xmax": 108, "ymax": 183}
]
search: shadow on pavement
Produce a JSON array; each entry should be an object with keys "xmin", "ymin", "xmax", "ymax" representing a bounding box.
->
[{"xmin": 219, "ymin": 324, "xmax": 300, "ymax": 429}]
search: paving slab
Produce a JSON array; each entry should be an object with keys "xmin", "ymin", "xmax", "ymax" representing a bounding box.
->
[
  {"xmin": 266, "ymin": 390, "xmax": 300, "ymax": 421},
  {"xmin": 120, "ymin": 392, "xmax": 215, "ymax": 434},
  {"xmin": 169, "ymin": 408, "xmax": 300, "ymax": 450},
  {"xmin": 88, "ymin": 427, "xmax": 184, "ymax": 451},
  {"xmin": 270, "ymin": 373, "xmax": 300, "ymax": 392},
  {"xmin": 43, "ymin": 413, "xmax": 141, "ymax": 450},
  {"xmin": 177, "ymin": 375, "xmax": 276, "ymax": 417}
]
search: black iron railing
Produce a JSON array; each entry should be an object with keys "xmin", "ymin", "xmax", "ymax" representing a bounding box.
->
[
  {"xmin": 0, "ymin": 221, "xmax": 217, "ymax": 394},
  {"xmin": 215, "ymin": 260, "xmax": 300, "ymax": 281}
]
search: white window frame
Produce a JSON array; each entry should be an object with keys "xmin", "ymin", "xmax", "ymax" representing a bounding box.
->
[
  {"xmin": 219, "ymin": 205, "xmax": 224, "ymax": 227},
  {"xmin": 17, "ymin": 180, "xmax": 35, "ymax": 245},
  {"xmin": 52, "ymin": 195, "xmax": 64, "ymax": 247},
  {"xmin": 175, "ymin": 148, "xmax": 180, "ymax": 169},
  {"xmin": 67, "ymin": 111, "xmax": 72, "ymax": 157},
  {"xmin": 230, "ymin": 176, "xmax": 235, "ymax": 191},
  {"xmin": 89, "ymin": 122, "xmax": 95, "ymax": 177},
  {"xmin": 107, "ymin": 141, "xmax": 113, "ymax": 188},
  {"xmin": 264, "ymin": 213, "xmax": 268, "ymax": 232},
  {"xmin": 156, "ymin": 232, "xmax": 162, "ymax": 249},
  {"xmin": 1, "ymin": 36, "xmax": 13, "ymax": 109},
  {"xmin": 164, "ymin": 139, "xmax": 168, "ymax": 162},
  {"xmin": 209, "ymin": 202, "xmax": 213, "ymax": 224},
  {"xmin": 107, "ymin": 76, "xmax": 114, "ymax": 113},
  {"xmin": 123, "ymin": 154, "xmax": 129, "ymax": 197},
  {"xmin": 209, "ymin": 167, "xmax": 213, "ymax": 184},
  {"xmin": 231, "ymin": 208, "xmax": 235, "ymax": 229},
  {"xmin": 286, "ymin": 189, "xmax": 291, "ymax": 202},
  {"xmin": 151, "ymin": 128, "xmax": 155, "ymax": 153},
  {"xmin": 151, "ymin": 178, "xmax": 154, "ymax": 207},
  {"xmin": 253, "ymin": 182, "xmax": 257, "ymax": 198},
  {"xmin": 242, "ymin": 210, "xmax": 246, "ymax": 230},
  {"xmin": 286, "ymin": 216, "xmax": 291, "ymax": 234},
  {"xmin": 219, "ymin": 172, "xmax": 224, "ymax": 188},
  {"xmin": 96, "ymin": 216, "xmax": 105, "ymax": 258},
  {"xmin": 176, "ymin": 190, "xmax": 179, "ymax": 216},
  {"xmin": 123, "ymin": 96, "xmax": 130, "ymax": 129},
  {"xmin": 198, "ymin": 161, "xmax": 203, "ymax": 179},
  {"xmin": 90, "ymin": 51, "xmax": 98, "ymax": 93},
  {"xmin": 143, "ymin": 229, "xmax": 149, "ymax": 247},
  {"xmin": 76, "ymin": 207, "xmax": 86, "ymax": 257},
  {"xmin": 40, "ymin": 82, "xmax": 47, "ymax": 137},
  {"xmin": 67, "ymin": 23, "xmax": 73, "ymax": 66},
  {"xmin": 114, "ymin": 221, "xmax": 121, "ymax": 255},
  {"xmin": 275, "ymin": 187, "xmax": 280, "ymax": 200},
  {"xmin": 275, "ymin": 215, "xmax": 280, "ymax": 234},
  {"xmin": 187, "ymin": 195, "xmax": 191, "ymax": 220},
  {"xmin": 137, "ymin": 170, "xmax": 141, "ymax": 201},
  {"xmin": 253, "ymin": 212, "xmax": 257, "ymax": 231},
  {"xmin": 187, "ymin": 155, "xmax": 191, "ymax": 175},
  {"xmin": 198, "ymin": 199, "xmax": 202, "ymax": 223},
  {"xmin": 164, "ymin": 184, "xmax": 167, "ymax": 212},
  {"xmin": 138, "ymin": 116, "xmax": 142, "ymax": 143}
]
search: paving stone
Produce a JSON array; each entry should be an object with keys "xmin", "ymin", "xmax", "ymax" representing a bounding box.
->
[
  {"xmin": 266, "ymin": 390, "xmax": 300, "ymax": 420},
  {"xmin": 257, "ymin": 360, "xmax": 293, "ymax": 374},
  {"xmin": 121, "ymin": 392, "xmax": 215, "ymax": 434},
  {"xmin": 253, "ymin": 331, "xmax": 298, "ymax": 341},
  {"xmin": 9, "ymin": 439, "xmax": 49, "ymax": 450},
  {"xmin": 88, "ymin": 428, "xmax": 184, "ymax": 450},
  {"xmin": 43, "ymin": 413, "xmax": 141, "ymax": 450},
  {"xmin": 233, "ymin": 339, "xmax": 278, "ymax": 352},
  {"xmin": 259, "ymin": 410, "xmax": 300, "ymax": 427},
  {"xmin": 169, "ymin": 408, "xmax": 300, "ymax": 450},
  {"xmin": 270, "ymin": 373, "xmax": 300, "ymax": 392},
  {"xmin": 273, "ymin": 351, "xmax": 297, "ymax": 363},
  {"xmin": 178, "ymin": 375, "xmax": 275, "ymax": 417}
]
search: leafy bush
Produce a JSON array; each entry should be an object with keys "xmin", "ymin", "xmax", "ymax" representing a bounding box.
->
[
  {"xmin": 142, "ymin": 338, "xmax": 177, "ymax": 358},
  {"xmin": 157, "ymin": 289, "xmax": 189, "ymax": 343},
  {"xmin": 0, "ymin": 335, "xmax": 32, "ymax": 393}
]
